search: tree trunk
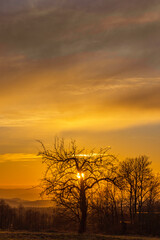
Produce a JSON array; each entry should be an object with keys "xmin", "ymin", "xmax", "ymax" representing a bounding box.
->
[
  {"xmin": 79, "ymin": 178, "xmax": 87, "ymax": 233},
  {"xmin": 79, "ymin": 205, "xmax": 87, "ymax": 233},
  {"xmin": 129, "ymin": 187, "xmax": 133, "ymax": 224}
]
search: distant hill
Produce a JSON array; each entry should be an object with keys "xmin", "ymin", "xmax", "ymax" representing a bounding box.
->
[
  {"xmin": 1, "ymin": 198, "xmax": 53, "ymax": 208},
  {"xmin": 0, "ymin": 187, "xmax": 42, "ymax": 201},
  {"xmin": 0, "ymin": 187, "xmax": 54, "ymax": 207}
]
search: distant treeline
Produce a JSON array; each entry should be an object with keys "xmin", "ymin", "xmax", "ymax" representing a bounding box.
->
[
  {"xmin": 0, "ymin": 200, "xmax": 53, "ymax": 231},
  {"xmin": 0, "ymin": 197, "xmax": 160, "ymax": 235}
]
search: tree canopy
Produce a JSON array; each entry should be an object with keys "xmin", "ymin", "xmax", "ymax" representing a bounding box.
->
[{"xmin": 38, "ymin": 138, "xmax": 117, "ymax": 233}]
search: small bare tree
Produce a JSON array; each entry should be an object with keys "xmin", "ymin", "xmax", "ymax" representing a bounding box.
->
[
  {"xmin": 118, "ymin": 156, "xmax": 154, "ymax": 223},
  {"xmin": 147, "ymin": 174, "xmax": 160, "ymax": 213},
  {"xmin": 38, "ymin": 138, "xmax": 117, "ymax": 233}
]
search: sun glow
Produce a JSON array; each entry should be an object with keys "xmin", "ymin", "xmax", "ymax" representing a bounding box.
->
[{"xmin": 77, "ymin": 172, "xmax": 84, "ymax": 179}]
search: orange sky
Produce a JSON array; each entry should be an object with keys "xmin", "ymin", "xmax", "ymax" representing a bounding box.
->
[{"xmin": 0, "ymin": 0, "xmax": 160, "ymax": 188}]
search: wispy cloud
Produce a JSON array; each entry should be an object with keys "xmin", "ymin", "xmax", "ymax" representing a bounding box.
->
[{"xmin": 0, "ymin": 153, "xmax": 40, "ymax": 163}]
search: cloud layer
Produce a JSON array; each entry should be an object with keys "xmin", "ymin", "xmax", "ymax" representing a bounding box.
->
[{"xmin": 0, "ymin": 0, "xmax": 160, "ymax": 185}]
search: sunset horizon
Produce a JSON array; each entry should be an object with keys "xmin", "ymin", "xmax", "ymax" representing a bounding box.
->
[{"xmin": 0, "ymin": 0, "xmax": 160, "ymax": 195}]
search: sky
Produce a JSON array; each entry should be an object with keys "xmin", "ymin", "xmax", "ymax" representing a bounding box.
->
[{"xmin": 0, "ymin": 0, "xmax": 160, "ymax": 189}]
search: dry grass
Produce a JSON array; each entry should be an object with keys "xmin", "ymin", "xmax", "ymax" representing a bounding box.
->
[{"xmin": 0, "ymin": 231, "xmax": 159, "ymax": 240}]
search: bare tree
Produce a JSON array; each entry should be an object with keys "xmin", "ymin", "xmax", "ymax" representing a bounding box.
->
[
  {"xmin": 118, "ymin": 156, "xmax": 154, "ymax": 224},
  {"xmin": 147, "ymin": 174, "xmax": 160, "ymax": 213},
  {"xmin": 90, "ymin": 183, "xmax": 121, "ymax": 231},
  {"xmin": 38, "ymin": 138, "xmax": 117, "ymax": 233},
  {"xmin": 117, "ymin": 158, "xmax": 134, "ymax": 223}
]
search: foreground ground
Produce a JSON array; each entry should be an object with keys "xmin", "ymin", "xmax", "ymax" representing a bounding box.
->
[{"xmin": 0, "ymin": 232, "xmax": 159, "ymax": 240}]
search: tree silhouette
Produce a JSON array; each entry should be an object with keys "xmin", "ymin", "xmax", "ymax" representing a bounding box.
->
[
  {"xmin": 38, "ymin": 138, "xmax": 117, "ymax": 233},
  {"xmin": 118, "ymin": 156, "xmax": 154, "ymax": 224}
]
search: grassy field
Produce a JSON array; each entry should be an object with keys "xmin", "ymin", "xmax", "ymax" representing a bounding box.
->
[{"xmin": 0, "ymin": 232, "xmax": 159, "ymax": 240}]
